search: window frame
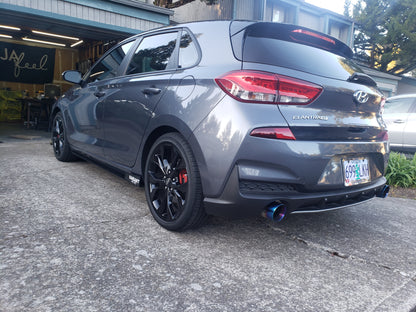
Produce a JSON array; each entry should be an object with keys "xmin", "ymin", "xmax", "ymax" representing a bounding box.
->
[
  {"xmin": 121, "ymin": 30, "xmax": 181, "ymax": 77},
  {"xmin": 385, "ymin": 97, "xmax": 416, "ymax": 114},
  {"xmin": 82, "ymin": 38, "xmax": 137, "ymax": 86},
  {"xmin": 119, "ymin": 27, "xmax": 201, "ymax": 77},
  {"xmin": 177, "ymin": 28, "xmax": 202, "ymax": 70}
]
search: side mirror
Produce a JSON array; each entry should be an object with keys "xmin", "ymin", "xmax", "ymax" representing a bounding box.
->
[{"xmin": 62, "ymin": 70, "xmax": 82, "ymax": 84}]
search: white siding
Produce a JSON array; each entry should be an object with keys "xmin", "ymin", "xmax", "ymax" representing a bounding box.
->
[
  {"xmin": 0, "ymin": 0, "xmax": 166, "ymax": 31},
  {"xmin": 298, "ymin": 10, "xmax": 321, "ymax": 32}
]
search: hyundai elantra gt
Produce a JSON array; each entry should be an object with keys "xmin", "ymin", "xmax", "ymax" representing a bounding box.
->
[{"xmin": 51, "ymin": 21, "xmax": 390, "ymax": 231}]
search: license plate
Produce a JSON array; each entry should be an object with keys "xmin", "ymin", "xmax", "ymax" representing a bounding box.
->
[{"xmin": 343, "ymin": 158, "xmax": 370, "ymax": 186}]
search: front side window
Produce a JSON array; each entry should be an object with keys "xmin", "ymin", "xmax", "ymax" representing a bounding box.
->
[
  {"xmin": 86, "ymin": 40, "xmax": 134, "ymax": 84},
  {"xmin": 126, "ymin": 32, "xmax": 178, "ymax": 75}
]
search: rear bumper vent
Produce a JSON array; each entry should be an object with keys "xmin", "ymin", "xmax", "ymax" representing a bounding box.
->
[{"xmin": 240, "ymin": 180, "xmax": 297, "ymax": 195}]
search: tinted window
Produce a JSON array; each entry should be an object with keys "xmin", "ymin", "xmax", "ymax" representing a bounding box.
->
[
  {"xmin": 384, "ymin": 98, "xmax": 415, "ymax": 114},
  {"xmin": 243, "ymin": 37, "xmax": 362, "ymax": 80},
  {"xmin": 86, "ymin": 41, "xmax": 134, "ymax": 83},
  {"xmin": 126, "ymin": 32, "xmax": 178, "ymax": 75},
  {"xmin": 178, "ymin": 31, "xmax": 199, "ymax": 68},
  {"xmin": 241, "ymin": 23, "xmax": 360, "ymax": 80}
]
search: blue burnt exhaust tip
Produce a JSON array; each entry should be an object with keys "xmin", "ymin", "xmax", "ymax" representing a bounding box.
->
[
  {"xmin": 376, "ymin": 185, "xmax": 390, "ymax": 198},
  {"xmin": 262, "ymin": 203, "xmax": 287, "ymax": 222}
]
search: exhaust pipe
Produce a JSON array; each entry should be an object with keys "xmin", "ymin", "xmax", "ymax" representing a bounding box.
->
[
  {"xmin": 262, "ymin": 203, "xmax": 287, "ymax": 222},
  {"xmin": 376, "ymin": 185, "xmax": 390, "ymax": 198}
]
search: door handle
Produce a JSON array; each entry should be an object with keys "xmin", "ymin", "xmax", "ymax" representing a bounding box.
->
[
  {"xmin": 393, "ymin": 119, "xmax": 405, "ymax": 124},
  {"xmin": 142, "ymin": 88, "xmax": 162, "ymax": 95},
  {"xmin": 94, "ymin": 91, "xmax": 106, "ymax": 98}
]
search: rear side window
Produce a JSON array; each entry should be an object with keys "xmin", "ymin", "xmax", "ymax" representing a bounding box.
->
[
  {"xmin": 242, "ymin": 23, "xmax": 361, "ymax": 80},
  {"xmin": 384, "ymin": 98, "xmax": 416, "ymax": 114},
  {"xmin": 178, "ymin": 31, "xmax": 199, "ymax": 68},
  {"xmin": 126, "ymin": 32, "xmax": 178, "ymax": 75}
]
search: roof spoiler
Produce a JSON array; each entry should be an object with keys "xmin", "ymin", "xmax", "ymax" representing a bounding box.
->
[{"xmin": 240, "ymin": 22, "xmax": 353, "ymax": 59}]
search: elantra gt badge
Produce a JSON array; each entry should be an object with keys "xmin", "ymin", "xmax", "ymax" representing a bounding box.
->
[
  {"xmin": 353, "ymin": 90, "xmax": 369, "ymax": 104},
  {"xmin": 292, "ymin": 115, "xmax": 328, "ymax": 121}
]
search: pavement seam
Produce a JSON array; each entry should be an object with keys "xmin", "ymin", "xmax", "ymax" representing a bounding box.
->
[
  {"xmin": 266, "ymin": 223, "xmax": 414, "ymax": 280},
  {"xmin": 370, "ymin": 279, "xmax": 416, "ymax": 312}
]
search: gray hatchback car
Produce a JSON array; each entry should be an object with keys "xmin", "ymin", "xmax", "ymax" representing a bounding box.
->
[
  {"xmin": 384, "ymin": 94, "xmax": 416, "ymax": 152},
  {"xmin": 51, "ymin": 21, "xmax": 389, "ymax": 231}
]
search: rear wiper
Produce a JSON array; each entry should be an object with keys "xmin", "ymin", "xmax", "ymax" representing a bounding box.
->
[{"xmin": 347, "ymin": 72, "xmax": 377, "ymax": 87}]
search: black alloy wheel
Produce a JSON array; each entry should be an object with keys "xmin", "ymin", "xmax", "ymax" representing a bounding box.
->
[
  {"xmin": 52, "ymin": 112, "xmax": 75, "ymax": 162},
  {"xmin": 144, "ymin": 133, "xmax": 206, "ymax": 231}
]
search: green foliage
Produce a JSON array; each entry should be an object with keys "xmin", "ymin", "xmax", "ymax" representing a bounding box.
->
[
  {"xmin": 385, "ymin": 152, "xmax": 416, "ymax": 188},
  {"xmin": 347, "ymin": 0, "xmax": 416, "ymax": 75}
]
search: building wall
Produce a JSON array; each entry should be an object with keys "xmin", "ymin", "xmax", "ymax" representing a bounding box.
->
[
  {"xmin": 0, "ymin": 0, "xmax": 172, "ymax": 121},
  {"xmin": 168, "ymin": 0, "xmax": 354, "ymax": 47},
  {"xmin": 262, "ymin": 0, "xmax": 353, "ymax": 47},
  {"xmin": 298, "ymin": 10, "xmax": 322, "ymax": 30},
  {"xmin": 171, "ymin": 0, "xmax": 233, "ymax": 24},
  {"xmin": 265, "ymin": 1, "xmax": 296, "ymax": 23},
  {"xmin": 397, "ymin": 77, "xmax": 416, "ymax": 95},
  {"xmin": 0, "ymin": 0, "xmax": 168, "ymax": 32},
  {"xmin": 360, "ymin": 66, "xmax": 402, "ymax": 97},
  {"xmin": 234, "ymin": 0, "xmax": 262, "ymax": 20}
]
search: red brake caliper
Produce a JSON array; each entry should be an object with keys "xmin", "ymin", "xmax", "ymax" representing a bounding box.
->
[{"xmin": 179, "ymin": 169, "xmax": 188, "ymax": 184}]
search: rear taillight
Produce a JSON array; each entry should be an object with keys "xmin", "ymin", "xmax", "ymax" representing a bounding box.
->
[
  {"xmin": 250, "ymin": 127, "xmax": 296, "ymax": 140},
  {"xmin": 215, "ymin": 70, "xmax": 322, "ymax": 105}
]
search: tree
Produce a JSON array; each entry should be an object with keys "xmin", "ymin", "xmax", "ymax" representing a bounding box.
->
[{"xmin": 347, "ymin": 0, "xmax": 416, "ymax": 75}]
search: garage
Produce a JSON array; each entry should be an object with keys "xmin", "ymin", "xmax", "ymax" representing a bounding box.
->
[{"xmin": 0, "ymin": 0, "xmax": 172, "ymax": 126}]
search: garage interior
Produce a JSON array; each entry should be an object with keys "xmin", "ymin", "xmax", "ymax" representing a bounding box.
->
[{"xmin": 0, "ymin": 0, "xmax": 171, "ymax": 129}]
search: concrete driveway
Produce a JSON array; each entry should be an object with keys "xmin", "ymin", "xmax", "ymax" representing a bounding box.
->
[{"xmin": 1, "ymin": 135, "xmax": 415, "ymax": 312}]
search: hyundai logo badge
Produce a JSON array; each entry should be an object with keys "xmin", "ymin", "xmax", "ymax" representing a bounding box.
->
[{"xmin": 353, "ymin": 90, "xmax": 369, "ymax": 104}]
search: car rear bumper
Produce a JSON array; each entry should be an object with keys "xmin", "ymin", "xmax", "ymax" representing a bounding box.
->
[{"xmin": 203, "ymin": 165, "xmax": 388, "ymax": 218}]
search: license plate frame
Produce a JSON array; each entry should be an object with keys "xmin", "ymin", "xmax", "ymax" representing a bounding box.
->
[{"xmin": 342, "ymin": 158, "xmax": 370, "ymax": 187}]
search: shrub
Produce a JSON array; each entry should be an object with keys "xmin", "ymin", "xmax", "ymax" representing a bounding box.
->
[{"xmin": 385, "ymin": 152, "xmax": 416, "ymax": 188}]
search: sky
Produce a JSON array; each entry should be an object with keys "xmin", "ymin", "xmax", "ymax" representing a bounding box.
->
[{"xmin": 305, "ymin": 0, "xmax": 347, "ymax": 15}]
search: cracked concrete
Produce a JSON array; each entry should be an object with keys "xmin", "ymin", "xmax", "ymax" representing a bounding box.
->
[
  {"xmin": 271, "ymin": 224, "xmax": 415, "ymax": 282},
  {"xmin": 1, "ymin": 131, "xmax": 416, "ymax": 312}
]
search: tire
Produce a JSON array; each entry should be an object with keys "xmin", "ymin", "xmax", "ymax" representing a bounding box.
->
[
  {"xmin": 52, "ymin": 112, "xmax": 76, "ymax": 162},
  {"xmin": 144, "ymin": 133, "xmax": 207, "ymax": 231}
]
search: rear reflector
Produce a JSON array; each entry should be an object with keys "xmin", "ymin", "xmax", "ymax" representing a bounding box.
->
[
  {"xmin": 250, "ymin": 127, "xmax": 296, "ymax": 140},
  {"xmin": 380, "ymin": 97, "xmax": 386, "ymax": 115},
  {"xmin": 376, "ymin": 130, "xmax": 389, "ymax": 142},
  {"xmin": 215, "ymin": 70, "xmax": 322, "ymax": 105}
]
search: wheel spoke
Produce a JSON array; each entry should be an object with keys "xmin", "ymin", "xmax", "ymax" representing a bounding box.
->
[
  {"xmin": 154, "ymin": 189, "xmax": 167, "ymax": 215},
  {"xmin": 172, "ymin": 190, "xmax": 185, "ymax": 209},
  {"xmin": 171, "ymin": 183, "xmax": 187, "ymax": 193},
  {"xmin": 55, "ymin": 120, "xmax": 60, "ymax": 135},
  {"xmin": 171, "ymin": 152, "xmax": 182, "ymax": 171},
  {"xmin": 154, "ymin": 154, "xmax": 166, "ymax": 175},
  {"xmin": 148, "ymin": 171, "xmax": 164, "ymax": 185},
  {"xmin": 166, "ymin": 193, "xmax": 175, "ymax": 220},
  {"xmin": 52, "ymin": 117, "xmax": 65, "ymax": 157},
  {"xmin": 53, "ymin": 140, "xmax": 59, "ymax": 155},
  {"xmin": 149, "ymin": 183, "xmax": 161, "ymax": 201},
  {"xmin": 59, "ymin": 138, "xmax": 64, "ymax": 150},
  {"xmin": 163, "ymin": 158, "xmax": 171, "ymax": 174}
]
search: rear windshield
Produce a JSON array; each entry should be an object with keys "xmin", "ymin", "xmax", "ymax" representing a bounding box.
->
[{"xmin": 242, "ymin": 23, "xmax": 362, "ymax": 81}]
